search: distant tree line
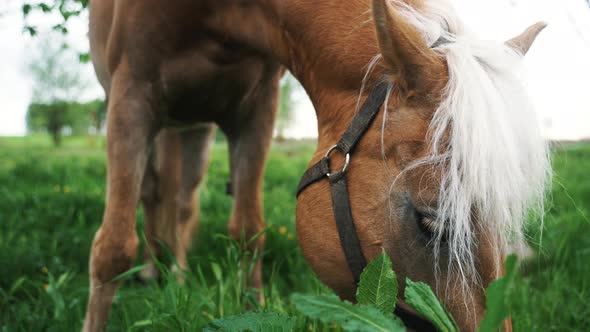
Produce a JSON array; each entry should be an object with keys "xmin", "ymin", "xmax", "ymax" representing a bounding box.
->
[
  {"xmin": 26, "ymin": 100, "xmax": 106, "ymax": 146},
  {"xmin": 25, "ymin": 28, "xmax": 105, "ymax": 146}
]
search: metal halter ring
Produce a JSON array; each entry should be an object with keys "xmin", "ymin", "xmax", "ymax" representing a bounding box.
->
[{"xmin": 324, "ymin": 145, "xmax": 351, "ymax": 178}]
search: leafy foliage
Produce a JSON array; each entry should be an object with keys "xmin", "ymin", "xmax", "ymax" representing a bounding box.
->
[
  {"xmin": 203, "ymin": 252, "xmax": 407, "ymax": 332},
  {"xmin": 478, "ymin": 255, "xmax": 519, "ymax": 332},
  {"xmin": 292, "ymin": 294, "xmax": 404, "ymax": 332},
  {"xmin": 287, "ymin": 252, "xmax": 459, "ymax": 332},
  {"xmin": 21, "ymin": 1, "xmax": 92, "ymax": 62},
  {"xmin": 405, "ymin": 279, "xmax": 459, "ymax": 332},
  {"xmin": 22, "ymin": 0, "xmax": 89, "ymax": 37},
  {"xmin": 357, "ymin": 251, "xmax": 398, "ymax": 314},
  {"xmin": 205, "ymin": 312, "xmax": 295, "ymax": 332},
  {"xmin": 291, "ymin": 252, "xmax": 406, "ymax": 331}
]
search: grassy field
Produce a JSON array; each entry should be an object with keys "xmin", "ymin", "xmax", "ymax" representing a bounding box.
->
[{"xmin": 0, "ymin": 136, "xmax": 589, "ymax": 331}]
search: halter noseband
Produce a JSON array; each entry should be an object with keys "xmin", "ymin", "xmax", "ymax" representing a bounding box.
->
[{"xmin": 296, "ymin": 80, "xmax": 438, "ymax": 332}]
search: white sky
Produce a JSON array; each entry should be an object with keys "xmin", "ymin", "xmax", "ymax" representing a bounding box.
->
[{"xmin": 1, "ymin": 0, "xmax": 589, "ymax": 140}]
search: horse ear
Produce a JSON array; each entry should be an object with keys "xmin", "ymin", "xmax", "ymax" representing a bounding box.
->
[
  {"xmin": 372, "ymin": 0, "xmax": 444, "ymax": 94},
  {"xmin": 506, "ymin": 22, "xmax": 547, "ymax": 55}
]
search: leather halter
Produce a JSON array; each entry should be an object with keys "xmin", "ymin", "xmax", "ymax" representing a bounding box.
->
[
  {"xmin": 297, "ymin": 80, "xmax": 390, "ymax": 281},
  {"xmin": 296, "ymin": 81, "xmax": 438, "ymax": 331}
]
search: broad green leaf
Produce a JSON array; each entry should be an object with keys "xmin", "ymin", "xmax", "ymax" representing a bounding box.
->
[
  {"xmin": 79, "ymin": 52, "xmax": 91, "ymax": 63},
  {"xmin": 22, "ymin": 4, "xmax": 32, "ymax": 16},
  {"xmin": 38, "ymin": 3, "xmax": 52, "ymax": 13},
  {"xmin": 204, "ymin": 312, "xmax": 295, "ymax": 332},
  {"xmin": 357, "ymin": 251, "xmax": 398, "ymax": 314},
  {"xmin": 24, "ymin": 26, "xmax": 37, "ymax": 36},
  {"xmin": 292, "ymin": 293, "xmax": 405, "ymax": 332},
  {"xmin": 405, "ymin": 279, "xmax": 459, "ymax": 332},
  {"xmin": 477, "ymin": 254, "xmax": 519, "ymax": 332}
]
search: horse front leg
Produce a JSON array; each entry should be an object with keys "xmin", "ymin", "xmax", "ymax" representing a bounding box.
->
[
  {"xmin": 224, "ymin": 82, "xmax": 280, "ymax": 305},
  {"xmin": 83, "ymin": 74, "xmax": 158, "ymax": 332},
  {"xmin": 138, "ymin": 125, "xmax": 215, "ymax": 282},
  {"xmin": 173, "ymin": 125, "xmax": 216, "ymax": 274},
  {"xmin": 139, "ymin": 130, "xmax": 182, "ymax": 281}
]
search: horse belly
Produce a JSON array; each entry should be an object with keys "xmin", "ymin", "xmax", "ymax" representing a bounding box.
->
[
  {"xmin": 91, "ymin": 0, "xmax": 280, "ymax": 126},
  {"xmin": 159, "ymin": 50, "xmax": 271, "ymax": 125}
]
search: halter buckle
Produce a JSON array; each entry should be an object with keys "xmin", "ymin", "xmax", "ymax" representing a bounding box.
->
[{"xmin": 325, "ymin": 145, "xmax": 350, "ymax": 178}]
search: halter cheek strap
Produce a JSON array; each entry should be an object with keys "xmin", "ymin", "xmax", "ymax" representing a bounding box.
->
[{"xmin": 296, "ymin": 80, "xmax": 391, "ymax": 282}]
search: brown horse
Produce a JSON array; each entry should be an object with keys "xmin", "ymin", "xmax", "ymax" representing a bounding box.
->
[{"xmin": 84, "ymin": 0, "xmax": 549, "ymax": 331}]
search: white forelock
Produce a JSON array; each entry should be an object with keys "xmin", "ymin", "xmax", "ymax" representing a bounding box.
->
[{"xmin": 385, "ymin": 0, "xmax": 551, "ymax": 298}]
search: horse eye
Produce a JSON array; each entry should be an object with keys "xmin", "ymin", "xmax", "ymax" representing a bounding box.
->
[{"xmin": 415, "ymin": 209, "xmax": 447, "ymax": 242}]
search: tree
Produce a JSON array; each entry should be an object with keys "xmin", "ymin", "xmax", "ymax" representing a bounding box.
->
[
  {"xmin": 26, "ymin": 99, "xmax": 106, "ymax": 145},
  {"xmin": 26, "ymin": 101, "xmax": 71, "ymax": 146},
  {"xmin": 26, "ymin": 33, "xmax": 90, "ymax": 145},
  {"xmin": 69, "ymin": 99, "xmax": 106, "ymax": 134},
  {"xmin": 27, "ymin": 102, "xmax": 68, "ymax": 145}
]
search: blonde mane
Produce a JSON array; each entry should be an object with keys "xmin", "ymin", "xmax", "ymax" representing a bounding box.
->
[{"xmin": 382, "ymin": 0, "xmax": 551, "ymax": 298}]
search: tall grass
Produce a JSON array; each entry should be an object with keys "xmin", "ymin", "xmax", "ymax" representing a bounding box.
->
[{"xmin": 0, "ymin": 136, "xmax": 588, "ymax": 331}]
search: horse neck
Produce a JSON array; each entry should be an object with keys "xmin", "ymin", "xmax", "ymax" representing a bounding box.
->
[
  {"xmin": 268, "ymin": 0, "xmax": 388, "ymax": 145},
  {"xmin": 219, "ymin": 0, "xmax": 392, "ymax": 144}
]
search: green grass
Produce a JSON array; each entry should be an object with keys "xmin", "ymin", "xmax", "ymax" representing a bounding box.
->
[
  {"xmin": 0, "ymin": 135, "xmax": 589, "ymax": 331},
  {"xmin": 511, "ymin": 142, "xmax": 590, "ymax": 331}
]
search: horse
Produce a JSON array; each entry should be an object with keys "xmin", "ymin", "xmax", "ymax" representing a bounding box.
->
[{"xmin": 84, "ymin": 0, "xmax": 549, "ymax": 331}]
